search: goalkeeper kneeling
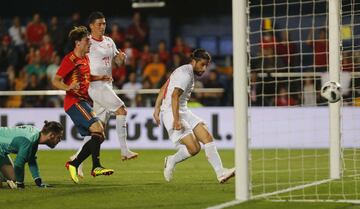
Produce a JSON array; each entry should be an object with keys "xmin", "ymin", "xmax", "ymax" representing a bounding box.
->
[{"xmin": 0, "ymin": 121, "xmax": 63, "ymax": 189}]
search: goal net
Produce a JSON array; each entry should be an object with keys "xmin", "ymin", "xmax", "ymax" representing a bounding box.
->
[{"xmin": 245, "ymin": 0, "xmax": 360, "ymax": 202}]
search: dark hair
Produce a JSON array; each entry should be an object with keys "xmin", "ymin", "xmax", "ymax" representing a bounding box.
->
[
  {"xmin": 88, "ymin": 11, "xmax": 105, "ymax": 24},
  {"xmin": 41, "ymin": 120, "xmax": 64, "ymax": 134},
  {"xmin": 68, "ymin": 26, "xmax": 89, "ymax": 48},
  {"xmin": 190, "ymin": 48, "xmax": 211, "ymax": 62}
]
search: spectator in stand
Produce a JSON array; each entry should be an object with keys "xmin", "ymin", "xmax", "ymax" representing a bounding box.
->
[
  {"xmin": 275, "ymin": 86, "xmax": 297, "ymax": 106},
  {"xmin": 342, "ymin": 51, "xmax": 354, "ymax": 72},
  {"xmin": 0, "ymin": 18, "xmax": 7, "ymax": 38},
  {"xmin": 172, "ymin": 36, "xmax": 191, "ymax": 57},
  {"xmin": 26, "ymin": 13, "xmax": 47, "ymax": 47},
  {"xmin": 139, "ymin": 43, "xmax": 153, "ymax": 69},
  {"xmin": 168, "ymin": 53, "xmax": 184, "ymax": 72},
  {"xmin": 126, "ymin": 12, "xmax": 148, "ymax": 49},
  {"xmin": 110, "ymin": 23, "xmax": 125, "ymax": 48},
  {"xmin": 24, "ymin": 49, "xmax": 46, "ymax": 87},
  {"xmin": 48, "ymin": 16, "xmax": 66, "ymax": 56},
  {"xmin": 112, "ymin": 64, "xmax": 127, "ymax": 89},
  {"xmin": 306, "ymin": 28, "xmax": 328, "ymax": 72},
  {"xmin": 122, "ymin": 39, "xmax": 139, "ymax": 75},
  {"xmin": 157, "ymin": 40, "xmax": 170, "ymax": 65},
  {"xmin": 46, "ymin": 54, "xmax": 60, "ymax": 86},
  {"xmin": 122, "ymin": 72, "xmax": 143, "ymax": 107},
  {"xmin": 25, "ymin": 46, "xmax": 36, "ymax": 64},
  {"xmin": 0, "ymin": 35, "xmax": 18, "ymax": 73},
  {"xmin": 250, "ymin": 71, "xmax": 262, "ymax": 106},
  {"xmin": 276, "ymin": 30, "xmax": 298, "ymax": 68},
  {"xmin": 22, "ymin": 74, "xmax": 44, "ymax": 107},
  {"xmin": 39, "ymin": 34, "xmax": 54, "ymax": 64},
  {"xmin": 5, "ymin": 68, "xmax": 28, "ymax": 108},
  {"xmin": 202, "ymin": 70, "xmax": 223, "ymax": 106},
  {"xmin": 143, "ymin": 53, "xmax": 166, "ymax": 88},
  {"xmin": 8, "ymin": 16, "xmax": 26, "ymax": 55},
  {"xmin": 302, "ymin": 77, "xmax": 318, "ymax": 106},
  {"xmin": 63, "ymin": 12, "xmax": 83, "ymax": 54}
]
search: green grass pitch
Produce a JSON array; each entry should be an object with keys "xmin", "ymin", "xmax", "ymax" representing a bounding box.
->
[{"xmin": 0, "ymin": 150, "xmax": 357, "ymax": 209}]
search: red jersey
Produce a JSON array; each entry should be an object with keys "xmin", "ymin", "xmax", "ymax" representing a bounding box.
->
[{"xmin": 56, "ymin": 52, "xmax": 91, "ymax": 111}]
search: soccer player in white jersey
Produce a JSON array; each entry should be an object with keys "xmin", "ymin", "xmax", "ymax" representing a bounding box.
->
[
  {"xmin": 70, "ymin": 12, "xmax": 138, "ymax": 177},
  {"xmin": 153, "ymin": 48, "xmax": 235, "ymax": 183}
]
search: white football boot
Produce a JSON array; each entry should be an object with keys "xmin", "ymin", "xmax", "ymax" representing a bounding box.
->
[{"xmin": 217, "ymin": 167, "xmax": 235, "ymax": 184}]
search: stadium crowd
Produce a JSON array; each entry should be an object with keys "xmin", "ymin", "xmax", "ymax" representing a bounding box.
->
[{"xmin": 0, "ymin": 12, "xmax": 233, "ymax": 108}]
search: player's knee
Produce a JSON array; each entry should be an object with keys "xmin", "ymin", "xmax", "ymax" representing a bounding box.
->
[
  {"xmin": 91, "ymin": 132, "xmax": 105, "ymax": 143},
  {"xmin": 115, "ymin": 106, "xmax": 127, "ymax": 115},
  {"xmin": 187, "ymin": 145, "xmax": 201, "ymax": 156}
]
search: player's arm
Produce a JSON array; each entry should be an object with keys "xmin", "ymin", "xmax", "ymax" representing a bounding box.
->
[
  {"xmin": 113, "ymin": 50, "xmax": 127, "ymax": 67},
  {"xmin": 52, "ymin": 57, "xmax": 79, "ymax": 91},
  {"xmin": 28, "ymin": 154, "xmax": 51, "ymax": 188},
  {"xmin": 172, "ymin": 87, "xmax": 183, "ymax": 130},
  {"xmin": 153, "ymin": 80, "xmax": 169, "ymax": 126},
  {"xmin": 52, "ymin": 75, "xmax": 79, "ymax": 91},
  {"xmin": 11, "ymin": 137, "xmax": 32, "ymax": 188}
]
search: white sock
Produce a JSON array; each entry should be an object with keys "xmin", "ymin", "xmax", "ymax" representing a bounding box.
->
[
  {"xmin": 204, "ymin": 142, "xmax": 224, "ymax": 177},
  {"xmin": 170, "ymin": 145, "xmax": 191, "ymax": 166},
  {"xmin": 116, "ymin": 115, "xmax": 129, "ymax": 155}
]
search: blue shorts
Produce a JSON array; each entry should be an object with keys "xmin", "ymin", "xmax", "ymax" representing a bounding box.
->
[{"xmin": 66, "ymin": 100, "xmax": 99, "ymax": 136}]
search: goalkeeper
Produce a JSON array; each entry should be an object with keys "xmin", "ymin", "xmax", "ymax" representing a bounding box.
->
[{"xmin": 0, "ymin": 121, "xmax": 63, "ymax": 189}]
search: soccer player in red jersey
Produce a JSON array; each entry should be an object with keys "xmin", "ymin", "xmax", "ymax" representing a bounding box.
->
[{"xmin": 52, "ymin": 26, "xmax": 114, "ymax": 184}]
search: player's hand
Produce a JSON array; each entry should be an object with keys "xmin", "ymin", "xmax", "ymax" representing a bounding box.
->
[
  {"xmin": 101, "ymin": 75, "xmax": 113, "ymax": 82},
  {"xmin": 153, "ymin": 109, "xmax": 161, "ymax": 126},
  {"xmin": 173, "ymin": 119, "xmax": 182, "ymax": 130},
  {"xmin": 116, "ymin": 51, "xmax": 127, "ymax": 64},
  {"xmin": 67, "ymin": 82, "xmax": 80, "ymax": 91},
  {"xmin": 6, "ymin": 180, "xmax": 17, "ymax": 189}
]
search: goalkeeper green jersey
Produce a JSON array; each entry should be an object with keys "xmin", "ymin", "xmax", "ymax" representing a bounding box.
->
[{"xmin": 0, "ymin": 125, "xmax": 41, "ymax": 183}]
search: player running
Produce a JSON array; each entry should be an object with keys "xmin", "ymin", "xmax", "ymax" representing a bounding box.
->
[
  {"xmin": 53, "ymin": 26, "xmax": 114, "ymax": 183},
  {"xmin": 70, "ymin": 12, "xmax": 138, "ymax": 177},
  {"xmin": 153, "ymin": 48, "xmax": 235, "ymax": 183},
  {"xmin": 0, "ymin": 121, "xmax": 63, "ymax": 189}
]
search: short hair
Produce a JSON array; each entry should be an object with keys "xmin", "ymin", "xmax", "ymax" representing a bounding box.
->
[
  {"xmin": 41, "ymin": 120, "xmax": 64, "ymax": 135},
  {"xmin": 68, "ymin": 26, "xmax": 89, "ymax": 48},
  {"xmin": 88, "ymin": 11, "xmax": 105, "ymax": 24},
  {"xmin": 190, "ymin": 48, "xmax": 211, "ymax": 62}
]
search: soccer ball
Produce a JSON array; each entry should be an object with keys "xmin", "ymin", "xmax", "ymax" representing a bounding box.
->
[{"xmin": 320, "ymin": 81, "xmax": 341, "ymax": 103}]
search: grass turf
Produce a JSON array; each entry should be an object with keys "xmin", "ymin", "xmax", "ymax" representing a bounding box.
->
[{"xmin": 0, "ymin": 150, "xmax": 355, "ymax": 209}]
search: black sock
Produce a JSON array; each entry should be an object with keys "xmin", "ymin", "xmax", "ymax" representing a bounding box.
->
[
  {"xmin": 90, "ymin": 134, "xmax": 102, "ymax": 170},
  {"xmin": 71, "ymin": 135, "xmax": 103, "ymax": 168}
]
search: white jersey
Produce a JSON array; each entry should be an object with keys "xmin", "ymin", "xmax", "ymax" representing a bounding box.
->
[
  {"xmin": 161, "ymin": 64, "xmax": 194, "ymax": 112},
  {"xmin": 88, "ymin": 35, "xmax": 119, "ymax": 77}
]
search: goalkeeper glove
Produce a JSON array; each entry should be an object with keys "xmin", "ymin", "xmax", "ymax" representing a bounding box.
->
[
  {"xmin": 34, "ymin": 178, "xmax": 52, "ymax": 188},
  {"xmin": 6, "ymin": 180, "xmax": 17, "ymax": 189}
]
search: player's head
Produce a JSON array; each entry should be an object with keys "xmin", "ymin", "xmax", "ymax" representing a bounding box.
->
[
  {"xmin": 68, "ymin": 26, "xmax": 90, "ymax": 54},
  {"xmin": 89, "ymin": 11, "xmax": 106, "ymax": 36},
  {"xmin": 41, "ymin": 120, "xmax": 64, "ymax": 149},
  {"xmin": 190, "ymin": 48, "xmax": 211, "ymax": 76}
]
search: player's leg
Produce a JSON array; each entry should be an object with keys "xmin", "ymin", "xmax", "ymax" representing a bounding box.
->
[
  {"xmin": 0, "ymin": 155, "xmax": 16, "ymax": 189},
  {"xmin": 162, "ymin": 112, "xmax": 201, "ymax": 181},
  {"xmin": 70, "ymin": 102, "xmax": 108, "ymax": 178},
  {"xmin": 92, "ymin": 84, "xmax": 137, "ymax": 160},
  {"xmin": 65, "ymin": 101, "xmax": 113, "ymax": 183},
  {"xmin": 193, "ymin": 122, "xmax": 235, "ymax": 183},
  {"xmin": 114, "ymin": 105, "xmax": 138, "ymax": 160}
]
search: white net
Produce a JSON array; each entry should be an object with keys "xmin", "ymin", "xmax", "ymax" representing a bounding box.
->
[{"xmin": 248, "ymin": 0, "xmax": 360, "ymax": 201}]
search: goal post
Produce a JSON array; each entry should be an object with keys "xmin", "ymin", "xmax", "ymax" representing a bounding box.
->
[
  {"xmin": 328, "ymin": 0, "xmax": 341, "ymax": 180},
  {"xmin": 232, "ymin": 0, "xmax": 250, "ymax": 202}
]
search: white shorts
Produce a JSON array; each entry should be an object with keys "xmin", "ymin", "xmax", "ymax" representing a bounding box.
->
[
  {"xmin": 88, "ymin": 82, "xmax": 125, "ymax": 123},
  {"xmin": 161, "ymin": 109, "xmax": 204, "ymax": 145}
]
